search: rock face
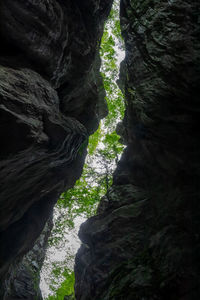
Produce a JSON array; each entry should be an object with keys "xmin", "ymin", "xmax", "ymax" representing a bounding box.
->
[
  {"xmin": 75, "ymin": 0, "xmax": 200, "ymax": 299},
  {"xmin": 0, "ymin": 0, "xmax": 113, "ymax": 293},
  {"xmin": 1, "ymin": 218, "xmax": 53, "ymax": 300}
]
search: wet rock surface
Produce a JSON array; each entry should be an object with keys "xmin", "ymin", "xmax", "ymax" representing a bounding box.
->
[
  {"xmin": 75, "ymin": 0, "xmax": 200, "ymax": 299},
  {"xmin": 0, "ymin": 0, "xmax": 113, "ymax": 294}
]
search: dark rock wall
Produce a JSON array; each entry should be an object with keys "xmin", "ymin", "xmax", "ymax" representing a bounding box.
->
[
  {"xmin": 1, "ymin": 218, "xmax": 53, "ymax": 300},
  {"xmin": 75, "ymin": 0, "xmax": 200, "ymax": 299},
  {"xmin": 0, "ymin": 0, "xmax": 113, "ymax": 291}
]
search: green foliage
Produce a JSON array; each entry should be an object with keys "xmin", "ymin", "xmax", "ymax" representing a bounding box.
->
[
  {"xmin": 48, "ymin": 130, "xmax": 123, "ymax": 247},
  {"xmin": 47, "ymin": 269, "xmax": 75, "ymax": 300},
  {"xmin": 102, "ymin": 131, "xmax": 124, "ymax": 161},
  {"xmin": 88, "ymin": 125, "xmax": 102, "ymax": 155},
  {"xmin": 100, "ymin": 1, "xmax": 125, "ymax": 130},
  {"xmin": 43, "ymin": 0, "xmax": 125, "ymax": 298}
]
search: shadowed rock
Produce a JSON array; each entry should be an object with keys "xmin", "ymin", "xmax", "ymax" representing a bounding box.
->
[
  {"xmin": 1, "ymin": 218, "xmax": 53, "ymax": 300},
  {"xmin": 75, "ymin": 0, "xmax": 200, "ymax": 299},
  {"xmin": 0, "ymin": 0, "xmax": 113, "ymax": 294}
]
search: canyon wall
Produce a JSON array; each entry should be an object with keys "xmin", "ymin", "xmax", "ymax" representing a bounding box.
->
[
  {"xmin": 0, "ymin": 0, "xmax": 113, "ymax": 296},
  {"xmin": 1, "ymin": 218, "xmax": 53, "ymax": 299},
  {"xmin": 75, "ymin": 0, "xmax": 200, "ymax": 299},
  {"xmin": 0, "ymin": 0, "xmax": 200, "ymax": 299}
]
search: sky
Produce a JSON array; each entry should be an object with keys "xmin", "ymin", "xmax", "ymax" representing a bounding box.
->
[{"xmin": 40, "ymin": 0, "xmax": 124, "ymax": 297}]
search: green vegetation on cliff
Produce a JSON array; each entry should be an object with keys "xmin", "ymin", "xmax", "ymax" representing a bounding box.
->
[{"xmin": 41, "ymin": 0, "xmax": 124, "ymax": 298}]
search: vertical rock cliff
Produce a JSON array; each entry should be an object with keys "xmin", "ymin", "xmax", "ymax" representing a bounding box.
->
[
  {"xmin": 2, "ymin": 218, "xmax": 53, "ymax": 299},
  {"xmin": 0, "ymin": 0, "xmax": 113, "ymax": 294},
  {"xmin": 75, "ymin": 0, "xmax": 200, "ymax": 299}
]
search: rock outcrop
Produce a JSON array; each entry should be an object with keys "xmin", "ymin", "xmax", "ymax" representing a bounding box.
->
[
  {"xmin": 75, "ymin": 0, "xmax": 200, "ymax": 299},
  {"xmin": 0, "ymin": 0, "xmax": 113, "ymax": 293},
  {"xmin": 1, "ymin": 218, "xmax": 53, "ymax": 300}
]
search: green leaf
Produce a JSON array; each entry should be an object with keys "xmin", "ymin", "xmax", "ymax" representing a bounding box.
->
[{"xmin": 88, "ymin": 124, "xmax": 102, "ymax": 155}]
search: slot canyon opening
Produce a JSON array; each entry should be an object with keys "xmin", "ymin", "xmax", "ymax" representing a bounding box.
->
[
  {"xmin": 39, "ymin": 1, "xmax": 125, "ymax": 298},
  {"xmin": 1, "ymin": 0, "xmax": 199, "ymax": 299}
]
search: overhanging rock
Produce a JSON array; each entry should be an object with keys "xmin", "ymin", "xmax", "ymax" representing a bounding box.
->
[{"xmin": 0, "ymin": 0, "xmax": 113, "ymax": 290}]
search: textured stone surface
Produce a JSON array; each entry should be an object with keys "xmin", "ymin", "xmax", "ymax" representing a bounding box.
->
[
  {"xmin": 0, "ymin": 0, "xmax": 110, "ymax": 133},
  {"xmin": 0, "ymin": 0, "xmax": 113, "ymax": 292},
  {"xmin": 0, "ymin": 65, "xmax": 87, "ymax": 280},
  {"xmin": 75, "ymin": 0, "xmax": 200, "ymax": 299},
  {"xmin": 1, "ymin": 218, "xmax": 53, "ymax": 300}
]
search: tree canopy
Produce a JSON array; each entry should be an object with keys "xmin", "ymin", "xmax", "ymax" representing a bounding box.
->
[{"xmin": 40, "ymin": 1, "xmax": 125, "ymax": 298}]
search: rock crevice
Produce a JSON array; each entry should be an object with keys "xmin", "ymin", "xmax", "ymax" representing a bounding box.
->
[
  {"xmin": 75, "ymin": 0, "xmax": 200, "ymax": 299},
  {"xmin": 0, "ymin": 0, "xmax": 113, "ymax": 295}
]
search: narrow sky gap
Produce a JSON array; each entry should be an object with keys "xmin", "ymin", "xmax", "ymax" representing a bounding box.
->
[{"xmin": 40, "ymin": 0, "xmax": 125, "ymax": 297}]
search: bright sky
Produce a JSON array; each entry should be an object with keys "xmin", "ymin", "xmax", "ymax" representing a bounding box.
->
[
  {"xmin": 40, "ymin": 0, "xmax": 124, "ymax": 297},
  {"xmin": 40, "ymin": 215, "xmax": 84, "ymax": 298}
]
